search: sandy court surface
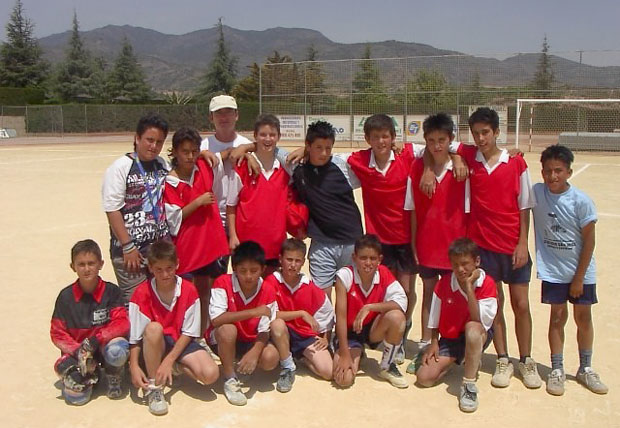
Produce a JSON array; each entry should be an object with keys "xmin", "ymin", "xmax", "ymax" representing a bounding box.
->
[{"xmin": 0, "ymin": 136, "xmax": 619, "ymax": 427}]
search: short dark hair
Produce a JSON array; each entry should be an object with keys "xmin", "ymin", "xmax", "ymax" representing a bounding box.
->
[
  {"xmin": 306, "ymin": 120, "xmax": 335, "ymax": 145},
  {"xmin": 468, "ymin": 107, "xmax": 499, "ymax": 131},
  {"xmin": 363, "ymin": 114, "xmax": 395, "ymax": 138},
  {"xmin": 540, "ymin": 144, "xmax": 574, "ymax": 169},
  {"xmin": 423, "ymin": 113, "xmax": 454, "ymax": 138},
  {"xmin": 147, "ymin": 240, "xmax": 178, "ymax": 265},
  {"xmin": 354, "ymin": 234, "xmax": 382, "ymax": 255},
  {"xmin": 254, "ymin": 114, "xmax": 281, "ymax": 136},
  {"xmin": 71, "ymin": 239, "xmax": 102, "ymax": 263},
  {"xmin": 136, "ymin": 113, "xmax": 169, "ymax": 139},
  {"xmin": 448, "ymin": 237, "xmax": 480, "ymax": 259},
  {"xmin": 280, "ymin": 238, "xmax": 307, "ymax": 257},
  {"xmin": 232, "ymin": 241, "xmax": 266, "ymax": 267},
  {"xmin": 169, "ymin": 127, "xmax": 202, "ymax": 166}
]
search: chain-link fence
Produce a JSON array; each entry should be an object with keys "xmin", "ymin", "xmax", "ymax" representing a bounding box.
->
[{"xmin": 260, "ymin": 50, "xmax": 620, "ymax": 150}]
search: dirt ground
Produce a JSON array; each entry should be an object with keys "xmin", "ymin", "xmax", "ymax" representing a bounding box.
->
[{"xmin": 0, "ymin": 136, "xmax": 618, "ymax": 428}]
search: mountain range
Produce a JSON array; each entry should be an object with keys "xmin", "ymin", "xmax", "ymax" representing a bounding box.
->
[{"xmin": 37, "ymin": 24, "xmax": 620, "ymax": 92}]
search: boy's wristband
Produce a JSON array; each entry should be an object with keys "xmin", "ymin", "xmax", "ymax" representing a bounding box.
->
[{"xmin": 122, "ymin": 241, "xmax": 137, "ymax": 254}]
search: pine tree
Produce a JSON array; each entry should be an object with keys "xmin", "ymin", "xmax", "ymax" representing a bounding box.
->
[
  {"xmin": 0, "ymin": 0, "xmax": 48, "ymax": 87},
  {"xmin": 304, "ymin": 44, "xmax": 325, "ymax": 93},
  {"xmin": 408, "ymin": 69, "xmax": 452, "ymax": 109},
  {"xmin": 53, "ymin": 11, "xmax": 95, "ymax": 101},
  {"xmin": 352, "ymin": 45, "xmax": 389, "ymax": 110},
  {"xmin": 532, "ymin": 35, "xmax": 554, "ymax": 94},
  {"xmin": 197, "ymin": 18, "xmax": 237, "ymax": 100},
  {"xmin": 107, "ymin": 37, "xmax": 151, "ymax": 102},
  {"xmin": 231, "ymin": 62, "xmax": 260, "ymax": 101}
]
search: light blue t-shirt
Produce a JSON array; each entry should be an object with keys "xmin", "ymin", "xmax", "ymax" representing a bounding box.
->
[{"xmin": 532, "ymin": 183, "xmax": 597, "ymax": 284}]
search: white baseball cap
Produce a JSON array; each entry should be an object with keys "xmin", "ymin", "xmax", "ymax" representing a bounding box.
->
[{"xmin": 209, "ymin": 95, "xmax": 238, "ymax": 112}]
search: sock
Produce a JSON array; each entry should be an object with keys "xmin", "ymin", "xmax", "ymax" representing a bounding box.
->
[
  {"xmin": 225, "ymin": 372, "xmax": 237, "ymax": 381},
  {"xmin": 519, "ymin": 355, "xmax": 530, "ymax": 364},
  {"xmin": 380, "ymin": 341, "xmax": 397, "ymax": 370},
  {"xmin": 280, "ymin": 353, "xmax": 296, "ymax": 371},
  {"xmin": 578, "ymin": 349, "xmax": 592, "ymax": 373},
  {"xmin": 551, "ymin": 353, "xmax": 564, "ymax": 373},
  {"xmin": 497, "ymin": 354, "xmax": 509, "ymax": 361},
  {"xmin": 463, "ymin": 377, "xmax": 476, "ymax": 384}
]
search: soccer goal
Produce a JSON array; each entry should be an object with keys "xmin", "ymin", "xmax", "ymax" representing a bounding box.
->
[{"xmin": 515, "ymin": 98, "xmax": 620, "ymax": 151}]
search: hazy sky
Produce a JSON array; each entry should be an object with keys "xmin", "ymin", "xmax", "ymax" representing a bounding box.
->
[{"xmin": 1, "ymin": 0, "xmax": 619, "ymax": 64}]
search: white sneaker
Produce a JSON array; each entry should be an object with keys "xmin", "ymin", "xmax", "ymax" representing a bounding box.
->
[
  {"xmin": 576, "ymin": 367, "xmax": 608, "ymax": 394},
  {"xmin": 546, "ymin": 369, "xmax": 565, "ymax": 396},
  {"xmin": 518, "ymin": 357, "xmax": 542, "ymax": 389},
  {"xmin": 491, "ymin": 357, "xmax": 513, "ymax": 388},
  {"xmin": 223, "ymin": 377, "xmax": 247, "ymax": 406},
  {"xmin": 146, "ymin": 385, "xmax": 168, "ymax": 416},
  {"xmin": 379, "ymin": 363, "xmax": 409, "ymax": 389}
]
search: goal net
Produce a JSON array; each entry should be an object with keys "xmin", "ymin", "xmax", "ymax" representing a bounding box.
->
[{"xmin": 515, "ymin": 98, "xmax": 620, "ymax": 151}]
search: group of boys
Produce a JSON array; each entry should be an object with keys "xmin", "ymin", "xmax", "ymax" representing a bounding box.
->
[{"xmin": 51, "ymin": 94, "xmax": 607, "ymax": 415}]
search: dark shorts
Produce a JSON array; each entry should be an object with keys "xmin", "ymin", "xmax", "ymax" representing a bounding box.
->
[
  {"xmin": 479, "ymin": 247, "xmax": 532, "ymax": 285},
  {"xmin": 335, "ymin": 322, "xmax": 381, "ymax": 350},
  {"xmin": 288, "ymin": 327, "xmax": 318, "ymax": 358},
  {"xmin": 381, "ymin": 243, "xmax": 417, "ymax": 275},
  {"xmin": 438, "ymin": 328, "xmax": 494, "ymax": 365},
  {"xmin": 163, "ymin": 335, "xmax": 204, "ymax": 361},
  {"xmin": 418, "ymin": 265, "xmax": 452, "ymax": 280},
  {"xmin": 542, "ymin": 281, "xmax": 598, "ymax": 305},
  {"xmin": 191, "ymin": 256, "xmax": 229, "ymax": 278},
  {"xmin": 209, "ymin": 340, "xmax": 256, "ymax": 359}
]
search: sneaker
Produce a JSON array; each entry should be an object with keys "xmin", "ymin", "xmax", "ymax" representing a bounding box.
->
[
  {"xmin": 379, "ymin": 363, "xmax": 409, "ymax": 389},
  {"xmin": 406, "ymin": 350, "xmax": 424, "ymax": 374},
  {"xmin": 491, "ymin": 357, "xmax": 513, "ymax": 388},
  {"xmin": 276, "ymin": 368, "xmax": 296, "ymax": 393},
  {"xmin": 546, "ymin": 369, "xmax": 566, "ymax": 396},
  {"xmin": 394, "ymin": 343, "xmax": 406, "ymax": 365},
  {"xmin": 146, "ymin": 385, "xmax": 168, "ymax": 416},
  {"xmin": 105, "ymin": 371, "xmax": 123, "ymax": 399},
  {"xmin": 576, "ymin": 367, "xmax": 608, "ymax": 394},
  {"xmin": 459, "ymin": 382, "xmax": 479, "ymax": 413},
  {"xmin": 518, "ymin": 357, "xmax": 542, "ymax": 389},
  {"xmin": 223, "ymin": 377, "xmax": 247, "ymax": 406}
]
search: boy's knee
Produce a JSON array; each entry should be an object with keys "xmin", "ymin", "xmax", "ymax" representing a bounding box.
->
[
  {"xmin": 195, "ymin": 363, "xmax": 219, "ymax": 385},
  {"xmin": 464, "ymin": 322, "xmax": 484, "ymax": 345},
  {"xmin": 270, "ymin": 319, "xmax": 288, "ymax": 338},
  {"xmin": 259, "ymin": 347, "xmax": 279, "ymax": 371},
  {"xmin": 215, "ymin": 324, "xmax": 237, "ymax": 343},
  {"xmin": 144, "ymin": 322, "xmax": 164, "ymax": 341},
  {"xmin": 511, "ymin": 297, "xmax": 531, "ymax": 316},
  {"xmin": 386, "ymin": 309, "xmax": 406, "ymax": 331},
  {"xmin": 103, "ymin": 338, "xmax": 130, "ymax": 368},
  {"xmin": 334, "ymin": 370, "xmax": 354, "ymax": 388},
  {"xmin": 415, "ymin": 369, "xmax": 437, "ymax": 388},
  {"xmin": 574, "ymin": 309, "xmax": 592, "ymax": 326}
]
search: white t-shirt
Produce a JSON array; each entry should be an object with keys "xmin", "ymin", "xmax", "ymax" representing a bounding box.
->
[{"xmin": 200, "ymin": 133, "xmax": 252, "ymax": 226}]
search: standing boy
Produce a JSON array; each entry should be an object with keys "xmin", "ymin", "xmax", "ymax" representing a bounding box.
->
[
  {"xmin": 102, "ymin": 114, "xmax": 170, "ymax": 303},
  {"xmin": 532, "ymin": 145, "xmax": 607, "ymax": 396},
  {"xmin": 332, "ymin": 234, "xmax": 409, "ymax": 389},
  {"xmin": 453, "ymin": 107, "xmax": 540, "ymax": 389},
  {"xmin": 415, "ymin": 238, "xmax": 497, "ymax": 413},
  {"xmin": 51, "ymin": 239, "xmax": 130, "ymax": 405},
  {"xmin": 292, "ymin": 121, "xmax": 363, "ymax": 294},
  {"xmin": 268, "ymin": 238, "xmax": 335, "ymax": 381},
  {"xmin": 128, "ymin": 241, "xmax": 219, "ymax": 415},
  {"xmin": 404, "ymin": 113, "xmax": 468, "ymax": 365},
  {"xmin": 208, "ymin": 241, "xmax": 294, "ymax": 405}
]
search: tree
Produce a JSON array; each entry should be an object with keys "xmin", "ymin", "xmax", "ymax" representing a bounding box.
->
[
  {"xmin": 304, "ymin": 44, "xmax": 325, "ymax": 94},
  {"xmin": 407, "ymin": 69, "xmax": 454, "ymax": 111},
  {"xmin": 531, "ymin": 35, "xmax": 554, "ymax": 94},
  {"xmin": 106, "ymin": 37, "xmax": 151, "ymax": 102},
  {"xmin": 261, "ymin": 51, "xmax": 302, "ymax": 101},
  {"xmin": 352, "ymin": 45, "xmax": 390, "ymax": 111},
  {"xmin": 231, "ymin": 62, "xmax": 260, "ymax": 101},
  {"xmin": 53, "ymin": 12, "xmax": 96, "ymax": 101},
  {"xmin": 0, "ymin": 0, "xmax": 48, "ymax": 87},
  {"xmin": 197, "ymin": 18, "xmax": 237, "ymax": 100}
]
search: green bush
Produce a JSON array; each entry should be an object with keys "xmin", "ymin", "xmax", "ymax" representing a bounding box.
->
[{"xmin": 0, "ymin": 87, "xmax": 45, "ymax": 105}]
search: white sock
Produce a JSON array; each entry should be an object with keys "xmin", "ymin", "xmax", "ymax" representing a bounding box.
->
[
  {"xmin": 280, "ymin": 353, "xmax": 296, "ymax": 371},
  {"xmin": 381, "ymin": 341, "xmax": 397, "ymax": 370}
]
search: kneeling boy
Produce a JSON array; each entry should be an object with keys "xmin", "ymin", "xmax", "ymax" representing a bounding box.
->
[
  {"xmin": 129, "ymin": 241, "xmax": 219, "ymax": 416},
  {"xmin": 208, "ymin": 241, "xmax": 293, "ymax": 405},
  {"xmin": 268, "ymin": 238, "xmax": 335, "ymax": 381},
  {"xmin": 333, "ymin": 234, "xmax": 409, "ymax": 389},
  {"xmin": 51, "ymin": 239, "xmax": 130, "ymax": 405},
  {"xmin": 415, "ymin": 238, "xmax": 497, "ymax": 413}
]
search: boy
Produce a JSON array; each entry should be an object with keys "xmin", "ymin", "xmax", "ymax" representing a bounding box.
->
[
  {"xmin": 332, "ymin": 234, "xmax": 409, "ymax": 389},
  {"xmin": 128, "ymin": 241, "xmax": 219, "ymax": 416},
  {"xmin": 404, "ymin": 113, "xmax": 468, "ymax": 368},
  {"xmin": 51, "ymin": 239, "xmax": 129, "ymax": 405},
  {"xmin": 267, "ymin": 238, "xmax": 335, "ymax": 381},
  {"xmin": 291, "ymin": 121, "xmax": 363, "ymax": 294},
  {"xmin": 532, "ymin": 144, "xmax": 607, "ymax": 395},
  {"xmin": 208, "ymin": 241, "xmax": 294, "ymax": 405},
  {"xmin": 227, "ymin": 114, "xmax": 293, "ymax": 275},
  {"xmin": 102, "ymin": 113, "xmax": 171, "ymax": 303},
  {"xmin": 415, "ymin": 238, "xmax": 497, "ymax": 413},
  {"xmin": 452, "ymin": 107, "xmax": 540, "ymax": 389}
]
